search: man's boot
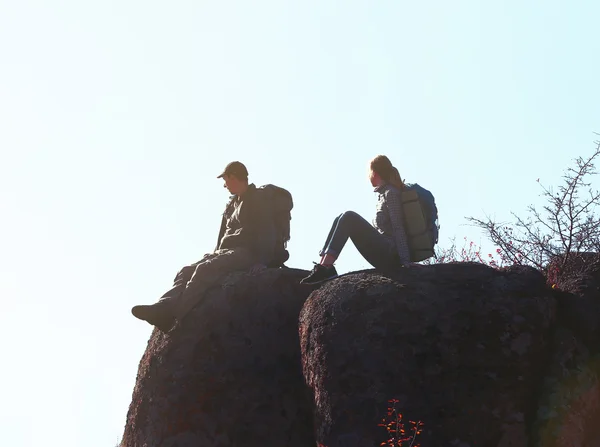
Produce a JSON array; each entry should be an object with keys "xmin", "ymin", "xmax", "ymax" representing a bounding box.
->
[{"xmin": 131, "ymin": 301, "xmax": 176, "ymax": 333}]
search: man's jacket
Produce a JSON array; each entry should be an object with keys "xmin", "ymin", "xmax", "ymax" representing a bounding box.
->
[{"xmin": 215, "ymin": 184, "xmax": 276, "ymax": 266}]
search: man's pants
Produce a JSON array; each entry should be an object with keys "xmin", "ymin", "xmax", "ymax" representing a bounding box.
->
[{"xmin": 158, "ymin": 248, "xmax": 255, "ymax": 320}]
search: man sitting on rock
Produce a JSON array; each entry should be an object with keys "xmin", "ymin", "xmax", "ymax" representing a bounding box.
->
[{"xmin": 131, "ymin": 161, "xmax": 282, "ymax": 333}]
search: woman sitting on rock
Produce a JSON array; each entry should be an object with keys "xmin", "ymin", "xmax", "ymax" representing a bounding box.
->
[{"xmin": 300, "ymin": 155, "xmax": 412, "ymax": 285}]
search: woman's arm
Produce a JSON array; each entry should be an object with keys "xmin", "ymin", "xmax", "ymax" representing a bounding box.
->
[{"xmin": 384, "ymin": 188, "xmax": 411, "ymax": 265}]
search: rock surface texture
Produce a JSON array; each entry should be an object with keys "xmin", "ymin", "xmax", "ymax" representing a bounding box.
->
[
  {"xmin": 300, "ymin": 263, "xmax": 556, "ymax": 447},
  {"xmin": 534, "ymin": 253, "xmax": 600, "ymax": 447},
  {"xmin": 121, "ymin": 268, "xmax": 317, "ymax": 447},
  {"xmin": 123, "ymin": 258, "xmax": 600, "ymax": 447}
]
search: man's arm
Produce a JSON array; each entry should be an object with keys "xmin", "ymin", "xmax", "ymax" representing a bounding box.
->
[{"xmin": 215, "ymin": 215, "xmax": 227, "ymax": 251}]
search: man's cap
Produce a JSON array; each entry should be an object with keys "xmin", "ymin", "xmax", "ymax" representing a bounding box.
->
[{"xmin": 217, "ymin": 161, "xmax": 248, "ymax": 179}]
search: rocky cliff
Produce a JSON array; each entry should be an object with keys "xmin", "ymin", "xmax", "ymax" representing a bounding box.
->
[
  {"xmin": 122, "ymin": 268, "xmax": 317, "ymax": 447},
  {"xmin": 122, "ymin": 258, "xmax": 600, "ymax": 447}
]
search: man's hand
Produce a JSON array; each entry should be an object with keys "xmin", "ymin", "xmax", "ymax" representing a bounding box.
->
[{"xmin": 249, "ymin": 263, "xmax": 267, "ymax": 275}]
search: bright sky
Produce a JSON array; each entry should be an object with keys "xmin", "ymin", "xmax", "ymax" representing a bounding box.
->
[{"xmin": 0, "ymin": 1, "xmax": 598, "ymax": 446}]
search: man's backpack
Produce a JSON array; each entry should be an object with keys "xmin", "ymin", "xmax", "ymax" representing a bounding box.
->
[
  {"xmin": 401, "ymin": 183, "xmax": 439, "ymax": 262},
  {"xmin": 255, "ymin": 184, "xmax": 293, "ymax": 267}
]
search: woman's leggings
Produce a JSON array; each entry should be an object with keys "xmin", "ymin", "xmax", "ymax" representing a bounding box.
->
[{"xmin": 319, "ymin": 211, "xmax": 400, "ymax": 269}]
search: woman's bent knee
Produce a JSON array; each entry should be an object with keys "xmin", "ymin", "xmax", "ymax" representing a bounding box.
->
[{"xmin": 339, "ymin": 210, "xmax": 360, "ymax": 222}]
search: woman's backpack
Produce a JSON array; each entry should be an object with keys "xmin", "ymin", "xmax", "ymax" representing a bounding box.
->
[{"xmin": 402, "ymin": 183, "xmax": 439, "ymax": 262}]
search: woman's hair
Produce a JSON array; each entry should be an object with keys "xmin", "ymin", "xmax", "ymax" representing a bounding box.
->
[{"xmin": 369, "ymin": 155, "xmax": 405, "ymax": 189}]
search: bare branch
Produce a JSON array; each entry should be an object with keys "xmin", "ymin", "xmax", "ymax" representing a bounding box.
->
[{"xmin": 465, "ymin": 139, "xmax": 600, "ymax": 280}]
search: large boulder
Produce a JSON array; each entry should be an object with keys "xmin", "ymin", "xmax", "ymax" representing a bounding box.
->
[
  {"xmin": 299, "ymin": 263, "xmax": 556, "ymax": 447},
  {"xmin": 122, "ymin": 256, "xmax": 600, "ymax": 447},
  {"xmin": 534, "ymin": 253, "xmax": 600, "ymax": 447},
  {"xmin": 121, "ymin": 268, "xmax": 316, "ymax": 447},
  {"xmin": 548, "ymin": 253, "xmax": 600, "ymax": 347}
]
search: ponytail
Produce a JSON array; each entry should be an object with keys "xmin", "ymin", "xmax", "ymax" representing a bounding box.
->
[
  {"xmin": 389, "ymin": 167, "xmax": 405, "ymax": 190},
  {"xmin": 370, "ymin": 155, "xmax": 405, "ymax": 190}
]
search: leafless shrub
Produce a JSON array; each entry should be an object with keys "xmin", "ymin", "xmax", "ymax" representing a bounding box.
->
[{"xmin": 466, "ymin": 139, "xmax": 600, "ymax": 278}]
